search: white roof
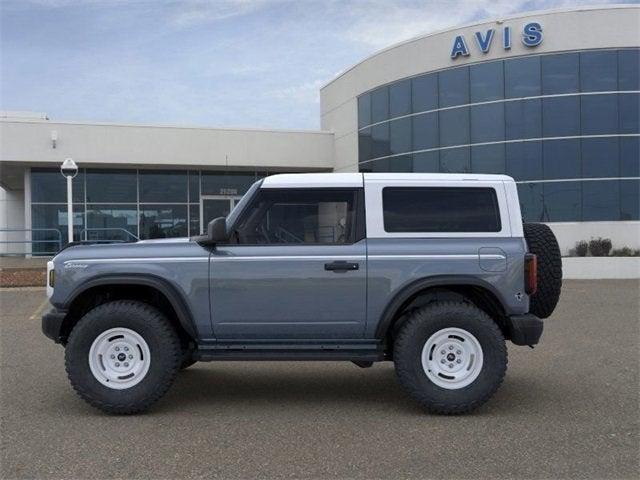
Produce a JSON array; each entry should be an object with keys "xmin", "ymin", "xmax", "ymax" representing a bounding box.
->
[
  {"xmin": 262, "ymin": 173, "xmax": 363, "ymax": 188},
  {"xmin": 262, "ymin": 172, "xmax": 514, "ymax": 188}
]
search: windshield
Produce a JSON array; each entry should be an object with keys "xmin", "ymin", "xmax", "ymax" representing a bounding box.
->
[{"xmin": 225, "ymin": 179, "xmax": 263, "ymax": 230}]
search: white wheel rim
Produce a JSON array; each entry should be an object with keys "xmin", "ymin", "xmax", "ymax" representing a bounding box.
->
[
  {"xmin": 88, "ymin": 328, "xmax": 151, "ymax": 390},
  {"xmin": 421, "ymin": 327, "xmax": 484, "ymax": 390}
]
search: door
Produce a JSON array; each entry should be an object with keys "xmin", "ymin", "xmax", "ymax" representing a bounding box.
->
[
  {"xmin": 209, "ymin": 188, "xmax": 367, "ymax": 339},
  {"xmin": 200, "ymin": 195, "xmax": 241, "ymax": 234}
]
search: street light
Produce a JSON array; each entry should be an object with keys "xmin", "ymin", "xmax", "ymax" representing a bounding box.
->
[{"xmin": 60, "ymin": 158, "xmax": 78, "ymax": 244}]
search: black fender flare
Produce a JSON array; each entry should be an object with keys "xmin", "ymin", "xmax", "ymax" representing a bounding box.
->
[
  {"xmin": 374, "ymin": 275, "xmax": 508, "ymax": 339},
  {"xmin": 64, "ymin": 273, "xmax": 198, "ymax": 339}
]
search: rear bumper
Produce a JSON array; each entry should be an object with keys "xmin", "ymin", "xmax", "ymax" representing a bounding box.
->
[
  {"xmin": 42, "ymin": 306, "xmax": 68, "ymax": 344},
  {"xmin": 507, "ymin": 314, "xmax": 543, "ymax": 346}
]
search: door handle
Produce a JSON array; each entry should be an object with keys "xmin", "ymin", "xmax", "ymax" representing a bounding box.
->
[{"xmin": 324, "ymin": 261, "xmax": 359, "ymax": 272}]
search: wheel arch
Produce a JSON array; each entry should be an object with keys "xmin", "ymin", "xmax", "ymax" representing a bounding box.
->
[
  {"xmin": 61, "ymin": 274, "xmax": 198, "ymax": 343},
  {"xmin": 375, "ymin": 275, "xmax": 509, "ymax": 341}
]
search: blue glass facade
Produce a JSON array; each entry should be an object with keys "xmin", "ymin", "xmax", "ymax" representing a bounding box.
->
[
  {"xmin": 357, "ymin": 49, "xmax": 640, "ymax": 222},
  {"xmin": 30, "ymin": 168, "xmax": 267, "ymax": 253}
]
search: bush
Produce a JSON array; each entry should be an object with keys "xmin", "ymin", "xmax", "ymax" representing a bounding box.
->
[
  {"xmin": 574, "ymin": 240, "xmax": 589, "ymax": 257},
  {"xmin": 589, "ymin": 237, "xmax": 612, "ymax": 257},
  {"xmin": 610, "ymin": 247, "xmax": 640, "ymax": 257}
]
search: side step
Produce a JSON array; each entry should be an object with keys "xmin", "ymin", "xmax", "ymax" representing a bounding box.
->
[{"xmin": 195, "ymin": 340, "xmax": 386, "ymax": 362}]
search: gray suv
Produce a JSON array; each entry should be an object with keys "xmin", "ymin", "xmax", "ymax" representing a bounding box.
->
[{"xmin": 42, "ymin": 173, "xmax": 562, "ymax": 414}]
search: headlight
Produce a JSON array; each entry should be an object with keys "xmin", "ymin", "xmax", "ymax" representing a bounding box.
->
[{"xmin": 46, "ymin": 261, "xmax": 54, "ymax": 298}]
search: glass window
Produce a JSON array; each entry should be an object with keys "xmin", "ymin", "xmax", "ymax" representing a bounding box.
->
[
  {"xmin": 412, "ymin": 74, "xmax": 438, "ymax": 113},
  {"xmin": 544, "ymin": 139, "xmax": 581, "ymax": 180},
  {"xmin": 505, "ymin": 56, "xmax": 541, "ymax": 98},
  {"xmin": 371, "ymin": 87, "xmax": 389, "ymax": 123},
  {"xmin": 618, "ymin": 49, "xmax": 640, "ymax": 91},
  {"xmin": 620, "ymin": 179, "xmax": 640, "ymax": 220},
  {"xmin": 139, "ymin": 205, "xmax": 188, "ymax": 239},
  {"xmin": 86, "ymin": 169, "xmax": 136, "ymax": 203},
  {"xmin": 86, "ymin": 205, "xmax": 138, "ymax": 241},
  {"xmin": 382, "ymin": 187, "xmax": 501, "ymax": 233},
  {"xmin": 201, "ymin": 172, "xmax": 262, "ymax": 196},
  {"xmin": 471, "ymin": 144, "xmax": 505, "ymax": 174},
  {"xmin": 235, "ymin": 189, "xmax": 358, "ymax": 245},
  {"xmin": 542, "ymin": 96, "xmax": 580, "ymax": 137},
  {"xmin": 619, "ymin": 93, "xmax": 640, "ymax": 134},
  {"xmin": 542, "ymin": 53, "xmax": 579, "ymax": 94},
  {"xmin": 389, "ymin": 117, "xmax": 411, "ymax": 155},
  {"xmin": 363, "ymin": 158, "xmax": 390, "ymax": 172},
  {"xmin": 388, "ymin": 155, "xmax": 413, "ymax": 172},
  {"xmin": 412, "ymin": 112, "xmax": 438, "ymax": 151},
  {"xmin": 581, "ymin": 94, "xmax": 618, "ymax": 135},
  {"xmin": 582, "ymin": 138, "xmax": 619, "ymax": 178},
  {"xmin": 439, "ymin": 108, "xmax": 469, "ymax": 147},
  {"xmin": 543, "ymin": 182, "xmax": 581, "ymax": 222},
  {"xmin": 189, "ymin": 171, "xmax": 200, "ymax": 203},
  {"xmin": 583, "ymin": 180, "xmax": 620, "ymax": 221},
  {"xmin": 470, "ymin": 103, "xmax": 504, "ymax": 143},
  {"xmin": 580, "ymin": 51, "xmax": 617, "ymax": 92},
  {"xmin": 470, "ymin": 61, "xmax": 504, "ymax": 102},
  {"xmin": 31, "ymin": 169, "xmax": 84, "ymax": 203},
  {"xmin": 371, "ymin": 123, "xmax": 390, "ymax": 158},
  {"xmin": 505, "ymin": 99, "xmax": 542, "ymax": 140},
  {"xmin": 621, "ymin": 137, "xmax": 640, "ymax": 177},
  {"xmin": 358, "ymin": 93, "xmax": 371, "ymax": 128},
  {"xmin": 506, "ymin": 141, "xmax": 543, "ymax": 181},
  {"xmin": 517, "ymin": 183, "xmax": 544, "ymax": 222},
  {"xmin": 358, "ymin": 128, "xmax": 373, "ymax": 162},
  {"xmin": 413, "ymin": 151, "xmax": 439, "ymax": 172},
  {"xmin": 439, "ymin": 67, "xmax": 469, "ymax": 108},
  {"xmin": 140, "ymin": 170, "xmax": 187, "ymax": 203},
  {"xmin": 189, "ymin": 204, "xmax": 201, "ymax": 236},
  {"xmin": 389, "ymin": 79, "xmax": 411, "ymax": 118},
  {"xmin": 440, "ymin": 147, "xmax": 470, "ymax": 173},
  {"xmin": 31, "ymin": 204, "xmax": 85, "ymax": 251}
]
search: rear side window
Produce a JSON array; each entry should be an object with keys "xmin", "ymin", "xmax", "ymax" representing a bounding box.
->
[{"xmin": 382, "ymin": 187, "xmax": 501, "ymax": 233}]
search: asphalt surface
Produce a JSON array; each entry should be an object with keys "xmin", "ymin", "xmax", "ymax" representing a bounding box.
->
[{"xmin": 1, "ymin": 280, "xmax": 638, "ymax": 479}]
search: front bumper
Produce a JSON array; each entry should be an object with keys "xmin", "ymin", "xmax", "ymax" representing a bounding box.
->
[
  {"xmin": 507, "ymin": 314, "xmax": 543, "ymax": 346},
  {"xmin": 42, "ymin": 306, "xmax": 68, "ymax": 344}
]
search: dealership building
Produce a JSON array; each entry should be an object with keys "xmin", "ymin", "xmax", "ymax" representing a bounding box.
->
[{"xmin": 1, "ymin": 5, "xmax": 638, "ymax": 255}]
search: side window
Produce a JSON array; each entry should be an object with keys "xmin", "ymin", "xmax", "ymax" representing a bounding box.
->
[
  {"xmin": 382, "ymin": 187, "xmax": 501, "ymax": 233},
  {"xmin": 233, "ymin": 189, "xmax": 360, "ymax": 245}
]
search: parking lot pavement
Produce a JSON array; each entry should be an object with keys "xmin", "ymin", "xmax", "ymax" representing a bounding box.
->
[{"xmin": 1, "ymin": 280, "xmax": 638, "ymax": 480}]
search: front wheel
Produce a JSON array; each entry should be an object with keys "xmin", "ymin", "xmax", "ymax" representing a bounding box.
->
[
  {"xmin": 393, "ymin": 301, "xmax": 507, "ymax": 414},
  {"xmin": 65, "ymin": 300, "xmax": 182, "ymax": 414}
]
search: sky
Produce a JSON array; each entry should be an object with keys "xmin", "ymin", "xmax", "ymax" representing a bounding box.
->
[{"xmin": 1, "ymin": 0, "xmax": 636, "ymax": 130}]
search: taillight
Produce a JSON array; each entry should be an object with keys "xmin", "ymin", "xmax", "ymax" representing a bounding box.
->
[{"xmin": 524, "ymin": 253, "xmax": 537, "ymax": 295}]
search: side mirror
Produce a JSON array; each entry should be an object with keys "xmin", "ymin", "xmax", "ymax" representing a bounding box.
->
[{"xmin": 207, "ymin": 217, "xmax": 228, "ymax": 243}]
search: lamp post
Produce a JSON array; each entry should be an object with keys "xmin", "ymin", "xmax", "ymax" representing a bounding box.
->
[{"xmin": 60, "ymin": 158, "xmax": 78, "ymax": 244}]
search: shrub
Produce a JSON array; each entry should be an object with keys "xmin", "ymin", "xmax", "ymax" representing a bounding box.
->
[
  {"xmin": 574, "ymin": 240, "xmax": 589, "ymax": 257},
  {"xmin": 610, "ymin": 247, "xmax": 640, "ymax": 257},
  {"xmin": 589, "ymin": 237, "xmax": 612, "ymax": 257}
]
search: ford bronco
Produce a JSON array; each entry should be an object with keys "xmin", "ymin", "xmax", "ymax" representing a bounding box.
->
[{"xmin": 42, "ymin": 173, "xmax": 562, "ymax": 414}]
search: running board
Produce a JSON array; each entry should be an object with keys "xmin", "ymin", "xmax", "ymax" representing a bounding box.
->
[{"xmin": 195, "ymin": 341, "xmax": 386, "ymax": 362}]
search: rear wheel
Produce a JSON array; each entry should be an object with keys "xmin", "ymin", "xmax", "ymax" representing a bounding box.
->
[
  {"xmin": 65, "ymin": 300, "xmax": 182, "ymax": 414},
  {"xmin": 393, "ymin": 301, "xmax": 507, "ymax": 414},
  {"xmin": 524, "ymin": 222, "xmax": 562, "ymax": 319}
]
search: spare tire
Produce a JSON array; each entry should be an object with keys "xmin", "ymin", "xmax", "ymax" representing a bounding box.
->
[{"xmin": 523, "ymin": 223, "xmax": 562, "ymax": 319}]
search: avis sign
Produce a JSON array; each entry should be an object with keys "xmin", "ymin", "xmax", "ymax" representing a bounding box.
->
[{"xmin": 450, "ymin": 22, "xmax": 543, "ymax": 59}]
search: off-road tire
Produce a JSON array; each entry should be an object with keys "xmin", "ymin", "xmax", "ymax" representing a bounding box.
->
[
  {"xmin": 65, "ymin": 300, "xmax": 182, "ymax": 414},
  {"xmin": 523, "ymin": 222, "xmax": 562, "ymax": 319},
  {"xmin": 393, "ymin": 301, "xmax": 507, "ymax": 415}
]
